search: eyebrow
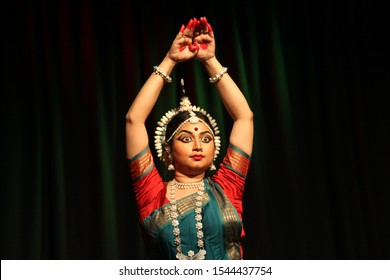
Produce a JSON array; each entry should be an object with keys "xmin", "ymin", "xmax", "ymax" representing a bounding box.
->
[{"xmin": 176, "ymin": 129, "xmax": 212, "ymax": 136}]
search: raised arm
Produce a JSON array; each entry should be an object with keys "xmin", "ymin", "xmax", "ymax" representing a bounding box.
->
[
  {"xmin": 125, "ymin": 19, "xmax": 200, "ymax": 159},
  {"xmin": 204, "ymin": 58, "xmax": 254, "ymax": 156},
  {"xmin": 194, "ymin": 18, "xmax": 254, "ymax": 155}
]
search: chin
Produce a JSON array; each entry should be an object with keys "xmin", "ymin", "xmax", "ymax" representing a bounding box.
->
[{"xmin": 182, "ymin": 166, "xmax": 209, "ymax": 175}]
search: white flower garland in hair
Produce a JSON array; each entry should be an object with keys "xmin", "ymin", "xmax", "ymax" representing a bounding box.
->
[{"xmin": 154, "ymin": 79, "xmax": 221, "ymax": 166}]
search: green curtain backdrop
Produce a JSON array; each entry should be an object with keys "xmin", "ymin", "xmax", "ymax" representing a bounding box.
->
[{"xmin": 1, "ymin": 0, "xmax": 389, "ymax": 259}]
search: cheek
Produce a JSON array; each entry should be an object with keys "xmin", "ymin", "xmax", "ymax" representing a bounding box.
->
[
  {"xmin": 172, "ymin": 143, "xmax": 189, "ymax": 157},
  {"xmin": 204, "ymin": 143, "xmax": 216, "ymax": 156}
]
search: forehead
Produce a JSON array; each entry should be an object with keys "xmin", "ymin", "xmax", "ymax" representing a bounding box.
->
[{"xmin": 177, "ymin": 121, "xmax": 212, "ymax": 134}]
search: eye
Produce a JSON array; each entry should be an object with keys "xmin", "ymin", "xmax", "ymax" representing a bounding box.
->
[
  {"xmin": 178, "ymin": 136, "xmax": 192, "ymax": 143},
  {"xmin": 201, "ymin": 136, "xmax": 213, "ymax": 143}
]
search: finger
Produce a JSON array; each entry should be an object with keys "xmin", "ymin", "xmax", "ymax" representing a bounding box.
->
[
  {"xmin": 196, "ymin": 17, "xmax": 203, "ymax": 35},
  {"xmin": 186, "ymin": 18, "xmax": 194, "ymax": 30},
  {"xmin": 193, "ymin": 41, "xmax": 200, "ymax": 50},
  {"xmin": 207, "ymin": 23, "xmax": 214, "ymax": 39},
  {"xmin": 189, "ymin": 43, "xmax": 198, "ymax": 52},
  {"xmin": 207, "ymin": 23, "xmax": 213, "ymax": 33},
  {"xmin": 200, "ymin": 17, "xmax": 207, "ymax": 34},
  {"xmin": 183, "ymin": 18, "xmax": 197, "ymax": 38},
  {"xmin": 192, "ymin": 17, "xmax": 199, "ymax": 30},
  {"xmin": 196, "ymin": 17, "xmax": 205, "ymax": 35},
  {"xmin": 174, "ymin": 24, "xmax": 186, "ymax": 40},
  {"xmin": 190, "ymin": 17, "xmax": 199, "ymax": 37}
]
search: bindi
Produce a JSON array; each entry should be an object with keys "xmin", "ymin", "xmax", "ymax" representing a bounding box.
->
[{"xmin": 194, "ymin": 127, "xmax": 198, "ymax": 131}]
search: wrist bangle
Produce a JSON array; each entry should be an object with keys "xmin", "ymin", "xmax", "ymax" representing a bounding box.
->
[
  {"xmin": 153, "ymin": 66, "xmax": 172, "ymax": 83},
  {"xmin": 209, "ymin": 67, "xmax": 228, "ymax": 83}
]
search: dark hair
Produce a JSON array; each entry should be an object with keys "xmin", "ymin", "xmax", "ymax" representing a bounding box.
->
[{"xmin": 165, "ymin": 111, "xmax": 214, "ymax": 146}]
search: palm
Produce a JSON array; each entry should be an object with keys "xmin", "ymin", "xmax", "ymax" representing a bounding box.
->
[
  {"xmin": 194, "ymin": 34, "xmax": 215, "ymax": 61},
  {"xmin": 168, "ymin": 33, "xmax": 196, "ymax": 62},
  {"xmin": 193, "ymin": 17, "xmax": 215, "ymax": 61}
]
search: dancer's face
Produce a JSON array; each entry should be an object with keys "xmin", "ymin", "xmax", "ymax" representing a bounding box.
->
[{"xmin": 171, "ymin": 122, "xmax": 215, "ymax": 175}]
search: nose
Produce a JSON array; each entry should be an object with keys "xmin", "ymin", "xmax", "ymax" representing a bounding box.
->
[{"xmin": 193, "ymin": 139, "xmax": 203, "ymax": 151}]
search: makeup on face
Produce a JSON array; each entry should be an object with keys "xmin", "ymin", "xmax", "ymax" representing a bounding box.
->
[
  {"xmin": 171, "ymin": 122, "xmax": 215, "ymax": 173},
  {"xmin": 175, "ymin": 129, "xmax": 214, "ymax": 144}
]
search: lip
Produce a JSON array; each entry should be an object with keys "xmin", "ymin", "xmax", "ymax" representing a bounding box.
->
[{"xmin": 191, "ymin": 155, "xmax": 204, "ymax": 161}]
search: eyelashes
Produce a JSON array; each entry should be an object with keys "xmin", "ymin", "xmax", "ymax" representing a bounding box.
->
[{"xmin": 177, "ymin": 135, "xmax": 213, "ymax": 143}]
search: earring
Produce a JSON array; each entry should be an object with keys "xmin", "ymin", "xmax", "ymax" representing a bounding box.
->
[
  {"xmin": 166, "ymin": 151, "xmax": 174, "ymax": 170},
  {"xmin": 210, "ymin": 163, "xmax": 216, "ymax": 171}
]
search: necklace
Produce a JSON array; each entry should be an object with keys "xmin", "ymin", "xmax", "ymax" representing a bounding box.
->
[
  {"xmin": 171, "ymin": 178, "xmax": 204, "ymax": 189},
  {"xmin": 169, "ymin": 179, "xmax": 206, "ymax": 260}
]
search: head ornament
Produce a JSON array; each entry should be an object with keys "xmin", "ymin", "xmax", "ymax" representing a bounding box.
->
[{"xmin": 154, "ymin": 79, "xmax": 221, "ymax": 167}]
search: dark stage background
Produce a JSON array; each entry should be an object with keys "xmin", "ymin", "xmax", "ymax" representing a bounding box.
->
[{"xmin": 1, "ymin": 0, "xmax": 389, "ymax": 259}]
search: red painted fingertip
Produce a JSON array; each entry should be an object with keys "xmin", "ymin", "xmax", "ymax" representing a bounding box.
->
[
  {"xmin": 189, "ymin": 44, "xmax": 197, "ymax": 52},
  {"xmin": 180, "ymin": 24, "xmax": 185, "ymax": 33},
  {"xmin": 193, "ymin": 17, "xmax": 199, "ymax": 28},
  {"xmin": 179, "ymin": 46, "xmax": 186, "ymax": 52},
  {"xmin": 186, "ymin": 19, "xmax": 193, "ymax": 29},
  {"xmin": 207, "ymin": 23, "xmax": 213, "ymax": 33}
]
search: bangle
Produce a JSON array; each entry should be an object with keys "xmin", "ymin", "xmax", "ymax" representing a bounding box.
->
[
  {"xmin": 153, "ymin": 66, "xmax": 172, "ymax": 83},
  {"xmin": 209, "ymin": 67, "xmax": 228, "ymax": 83}
]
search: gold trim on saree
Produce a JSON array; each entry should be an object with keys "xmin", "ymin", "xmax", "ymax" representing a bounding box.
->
[
  {"xmin": 208, "ymin": 179, "xmax": 242, "ymax": 260},
  {"xmin": 223, "ymin": 146, "xmax": 251, "ymax": 178},
  {"xmin": 128, "ymin": 148, "xmax": 154, "ymax": 181}
]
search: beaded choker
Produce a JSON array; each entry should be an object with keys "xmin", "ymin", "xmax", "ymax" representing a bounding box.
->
[
  {"xmin": 171, "ymin": 178, "xmax": 204, "ymax": 189},
  {"xmin": 169, "ymin": 180, "xmax": 206, "ymax": 260}
]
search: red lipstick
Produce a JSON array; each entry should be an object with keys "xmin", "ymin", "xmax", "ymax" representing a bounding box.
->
[{"xmin": 191, "ymin": 155, "xmax": 204, "ymax": 161}]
